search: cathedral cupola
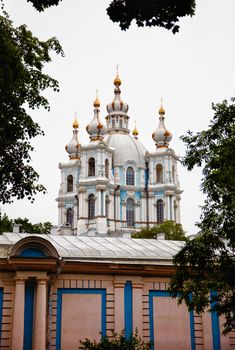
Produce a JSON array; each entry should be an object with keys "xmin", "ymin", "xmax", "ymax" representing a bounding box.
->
[
  {"xmin": 106, "ymin": 70, "xmax": 130, "ymax": 134},
  {"xmin": 152, "ymin": 100, "xmax": 172, "ymax": 148},
  {"xmin": 65, "ymin": 115, "xmax": 81, "ymax": 159},
  {"xmin": 86, "ymin": 92, "xmax": 107, "ymax": 141}
]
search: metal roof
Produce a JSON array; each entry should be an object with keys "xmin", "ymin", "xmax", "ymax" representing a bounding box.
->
[{"xmin": 0, "ymin": 233, "xmax": 185, "ymax": 265}]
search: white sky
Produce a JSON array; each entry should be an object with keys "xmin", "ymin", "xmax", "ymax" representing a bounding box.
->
[{"xmin": 1, "ymin": 0, "xmax": 235, "ymax": 234}]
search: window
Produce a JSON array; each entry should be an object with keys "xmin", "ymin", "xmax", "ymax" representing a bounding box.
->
[
  {"xmin": 66, "ymin": 208, "xmax": 73, "ymax": 226},
  {"xmin": 126, "ymin": 198, "xmax": 135, "ymax": 227},
  {"xmin": 156, "ymin": 164, "xmax": 163, "ymax": 183},
  {"xmin": 105, "ymin": 159, "xmax": 109, "ymax": 178},
  {"xmin": 126, "ymin": 166, "xmax": 134, "ymax": 186},
  {"xmin": 88, "ymin": 157, "xmax": 95, "ymax": 176},
  {"xmin": 88, "ymin": 194, "xmax": 95, "ymax": 219},
  {"xmin": 120, "ymin": 118, "xmax": 123, "ymax": 128},
  {"xmin": 157, "ymin": 199, "xmax": 164, "ymax": 223},
  {"xmin": 112, "ymin": 118, "xmax": 115, "ymax": 128},
  {"xmin": 67, "ymin": 175, "xmax": 73, "ymax": 192}
]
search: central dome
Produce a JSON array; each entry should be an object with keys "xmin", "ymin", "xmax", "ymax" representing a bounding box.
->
[{"xmin": 104, "ymin": 133, "xmax": 146, "ymax": 168}]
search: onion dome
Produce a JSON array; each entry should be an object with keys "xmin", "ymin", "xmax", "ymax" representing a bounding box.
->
[
  {"xmin": 73, "ymin": 117, "xmax": 79, "ymax": 129},
  {"xmin": 158, "ymin": 104, "xmax": 165, "ymax": 115},
  {"xmin": 106, "ymin": 72, "xmax": 130, "ymax": 133},
  {"xmin": 65, "ymin": 116, "xmax": 81, "ymax": 160},
  {"xmin": 106, "ymin": 73, "xmax": 129, "ymax": 115},
  {"xmin": 152, "ymin": 101, "xmax": 172, "ymax": 148},
  {"xmin": 86, "ymin": 93, "xmax": 107, "ymax": 141},
  {"xmin": 132, "ymin": 121, "xmax": 139, "ymax": 139}
]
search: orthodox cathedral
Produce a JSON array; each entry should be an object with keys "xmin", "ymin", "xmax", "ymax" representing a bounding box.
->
[{"xmin": 56, "ymin": 73, "xmax": 182, "ymax": 235}]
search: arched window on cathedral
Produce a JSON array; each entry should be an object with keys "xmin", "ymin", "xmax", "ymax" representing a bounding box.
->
[
  {"xmin": 66, "ymin": 208, "xmax": 73, "ymax": 226},
  {"xmin": 157, "ymin": 199, "xmax": 164, "ymax": 224},
  {"xmin": 88, "ymin": 157, "xmax": 95, "ymax": 176},
  {"xmin": 67, "ymin": 175, "xmax": 73, "ymax": 192},
  {"xmin": 105, "ymin": 159, "xmax": 109, "ymax": 178},
  {"xmin": 126, "ymin": 166, "xmax": 135, "ymax": 186},
  {"xmin": 156, "ymin": 164, "xmax": 163, "ymax": 183},
  {"xmin": 126, "ymin": 198, "xmax": 135, "ymax": 227},
  {"xmin": 120, "ymin": 118, "xmax": 123, "ymax": 128},
  {"xmin": 112, "ymin": 118, "xmax": 115, "ymax": 129},
  {"xmin": 172, "ymin": 165, "xmax": 175, "ymax": 183},
  {"xmin": 88, "ymin": 194, "xmax": 95, "ymax": 219}
]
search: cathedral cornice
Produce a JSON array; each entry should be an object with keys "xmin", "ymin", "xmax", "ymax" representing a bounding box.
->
[{"xmin": 58, "ymin": 160, "xmax": 81, "ymax": 169}]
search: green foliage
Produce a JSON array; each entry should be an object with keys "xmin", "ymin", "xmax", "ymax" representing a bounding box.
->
[
  {"xmin": 169, "ymin": 98, "xmax": 235, "ymax": 334},
  {"xmin": 26, "ymin": 0, "xmax": 196, "ymax": 34},
  {"xmin": 0, "ymin": 213, "xmax": 12, "ymax": 233},
  {"xmin": 14, "ymin": 217, "xmax": 52, "ymax": 234},
  {"xmin": 0, "ymin": 213, "xmax": 52, "ymax": 234},
  {"xmin": 26, "ymin": 0, "xmax": 62, "ymax": 11},
  {"xmin": 0, "ymin": 12, "xmax": 63, "ymax": 204},
  {"xmin": 79, "ymin": 331, "xmax": 151, "ymax": 350},
  {"xmin": 132, "ymin": 220, "xmax": 186, "ymax": 241},
  {"xmin": 106, "ymin": 0, "xmax": 196, "ymax": 33}
]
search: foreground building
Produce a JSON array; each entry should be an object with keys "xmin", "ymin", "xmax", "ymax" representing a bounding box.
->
[
  {"xmin": 56, "ymin": 74, "xmax": 182, "ymax": 235},
  {"xmin": 0, "ymin": 232, "xmax": 233, "ymax": 350}
]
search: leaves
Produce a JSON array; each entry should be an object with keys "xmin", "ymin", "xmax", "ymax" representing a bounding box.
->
[
  {"xmin": 79, "ymin": 330, "xmax": 151, "ymax": 350},
  {"xmin": 26, "ymin": 0, "xmax": 63, "ymax": 12},
  {"xmin": 0, "ymin": 13, "xmax": 64, "ymax": 204},
  {"xmin": 25, "ymin": 0, "xmax": 196, "ymax": 33},
  {"xmin": 169, "ymin": 98, "xmax": 235, "ymax": 334},
  {"xmin": 14, "ymin": 217, "xmax": 52, "ymax": 234},
  {"xmin": 132, "ymin": 220, "xmax": 186, "ymax": 240},
  {"xmin": 107, "ymin": 0, "xmax": 196, "ymax": 33},
  {"xmin": 0, "ymin": 213, "xmax": 52, "ymax": 234}
]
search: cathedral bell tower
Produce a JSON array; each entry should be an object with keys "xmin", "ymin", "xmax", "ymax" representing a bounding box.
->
[{"xmin": 147, "ymin": 101, "xmax": 182, "ymax": 225}]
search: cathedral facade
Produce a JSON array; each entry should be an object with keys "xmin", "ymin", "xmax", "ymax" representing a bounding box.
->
[{"xmin": 56, "ymin": 74, "xmax": 182, "ymax": 235}]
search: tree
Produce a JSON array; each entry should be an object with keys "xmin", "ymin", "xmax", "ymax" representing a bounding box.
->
[
  {"xmin": 107, "ymin": 0, "xmax": 196, "ymax": 33},
  {"xmin": 14, "ymin": 217, "xmax": 52, "ymax": 234},
  {"xmin": 132, "ymin": 220, "xmax": 186, "ymax": 240},
  {"xmin": 0, "ymin": 12, "xmax": 63, "ymax": 204},
  {"xmin": 79, "ymin": 330, "xmax": 151, "ymax": 350},
  {"xmin": 0, "ymin": 212, "xmax": 12, "ymax": 233},
  {"xmin": 169, "ymin": 98, "xmax": 235, "ymax": 334},
  {"xmin": 27, "ymin": 0, "xmax": 196, "ymax": 34},
  {"xmin": 0, "ymin": 213, "xmax": 52, "ymax": 234}
]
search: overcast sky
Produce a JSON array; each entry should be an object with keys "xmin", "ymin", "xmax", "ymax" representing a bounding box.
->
[{"xmin": 1, "ymin": 0, "xmax": 235, "ymax": 234}]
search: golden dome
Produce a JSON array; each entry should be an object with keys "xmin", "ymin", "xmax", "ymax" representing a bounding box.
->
[
  {"xmin": 132, "ymin": 121, "xmax": 138, "ymax": 137},
  {"xmin": 93, "ymin": 90, "xmax": 100, "ymax": 108},
  {"xmin": 93, "ymin": 97, "xmax": 100, "ymax": 108},
  {"xmin": 114, "ymin": 74, "xmax": 121, "ymax": 86},
  {"xmin": 159, "ymin": 105, "xmax": 165, "ymax": 115},
  {"xmin": 158, "ymin": 98, "xmax": 165, "ymax": 115},
  {"xmin": 133, "ymin": 126, "xmax": 138, "ymax": 135},
  {"xmin": 73, "ymin": 117, "xmax": 79, "ymax": 129}
]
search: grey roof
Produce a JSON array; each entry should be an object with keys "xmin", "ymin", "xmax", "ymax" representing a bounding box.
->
[{"xmin": 0, "ymin": 233, "xmax": 185, "ymax": 265}]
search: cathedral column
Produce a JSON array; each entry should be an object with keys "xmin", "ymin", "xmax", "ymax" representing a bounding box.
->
[
  {"xmin": 96, "ymin": 186, "xmax": 107, "ymax": 234},
  {"xmin": 58, "ymin": 202, "xmax": 64, "ymax": 226},
  {"xmin": 11, "ymin": 278, "xmax": 25, "ymax": 350},
  {"xmin": 132, "ymin": 281, "xmax": 143, "ymax": 337},
  {"xmin": 114, "ymin": 280, "xmax": 125, "ymax": 333},
  {"xmin": 33, "ymin": 279, "xmax": 48, "ymax": 350}
]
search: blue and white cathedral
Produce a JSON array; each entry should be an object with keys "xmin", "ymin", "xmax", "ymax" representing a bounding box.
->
[{"xmin": 56, "ymin": 73, "xmax": 182, "ymax": 235}]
